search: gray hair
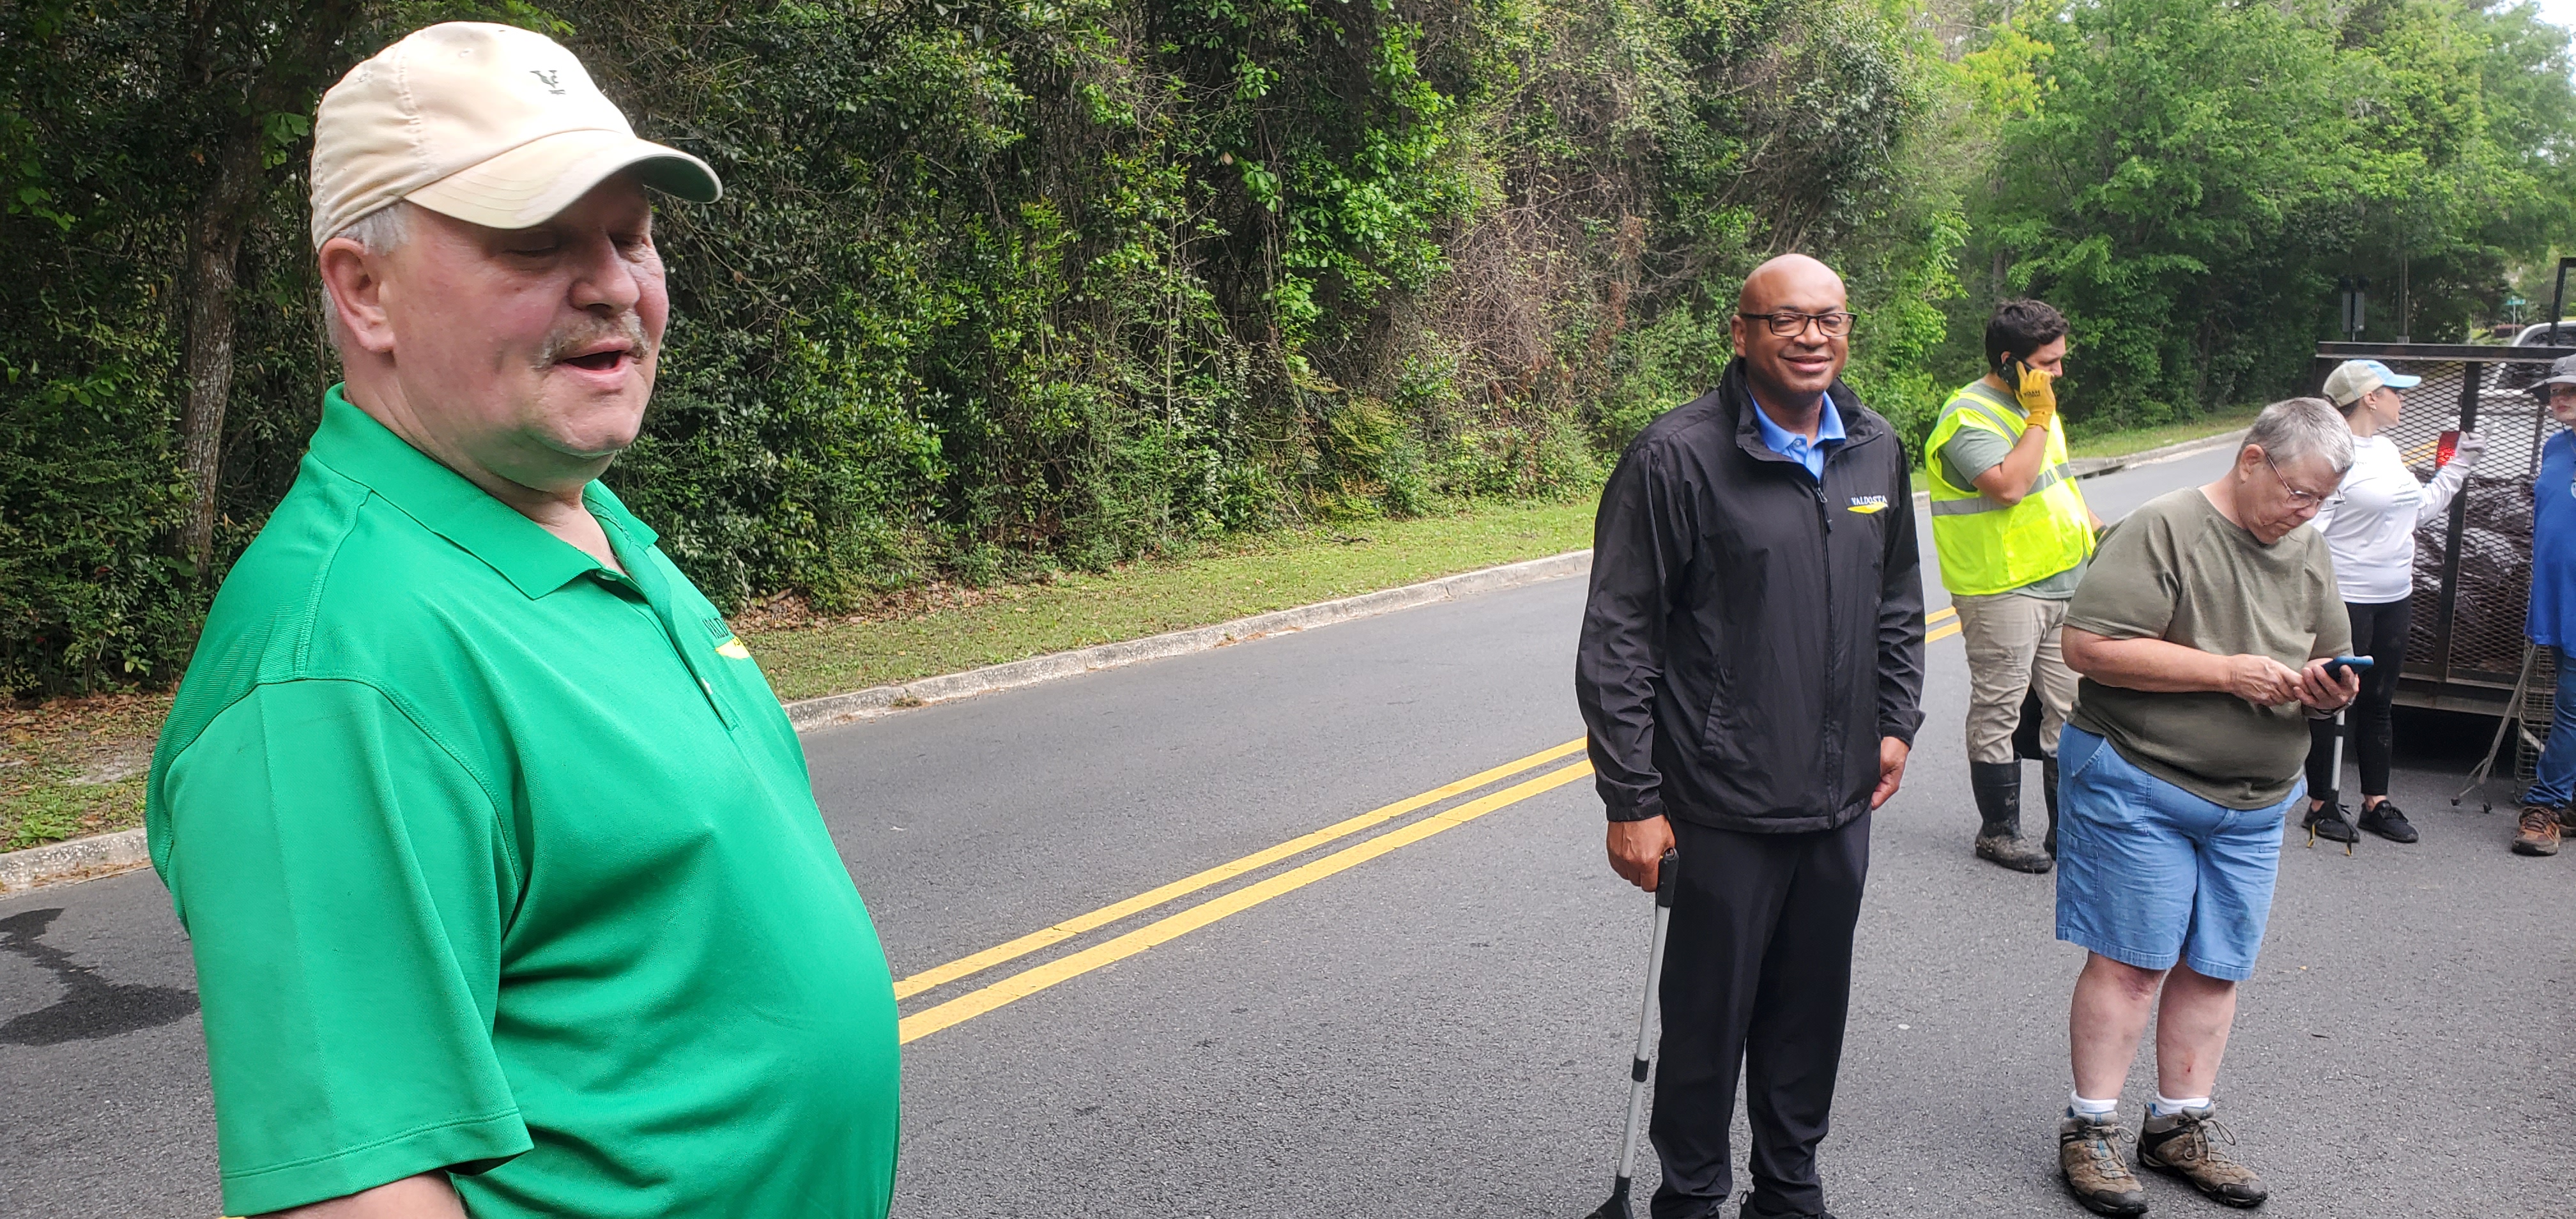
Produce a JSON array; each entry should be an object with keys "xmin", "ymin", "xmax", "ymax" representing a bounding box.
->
[
  {"xmin": 318, "ymin": 201, "xmax": 415, "ymax": 352},
  {"xmin": 330, "ymin": 199, "xmax": 413, "ymax": 254},
  {"xmin": 2244, "ymin": 396, "xmax": 2354, "ymax": 477}
]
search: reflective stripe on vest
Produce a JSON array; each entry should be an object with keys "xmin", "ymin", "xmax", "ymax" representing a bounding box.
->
[
  {"xmin": 1923, "ymin": 380, "xmax": 2094, "ymax": 595},
  {"xmin": 1930, "ymin": 461, "xmax": 2078, "ymax": 514}
]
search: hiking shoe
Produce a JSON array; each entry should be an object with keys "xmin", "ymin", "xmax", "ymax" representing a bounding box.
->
[
  {"xmin": 2058, "ymin": 1112, "xmax": 2148, "ymax": 1216},
  {"xmin": 2356, "ymin": 801, "xmax": 2418, "ymax": 843},
  {"xmin": 2302, "ymin": 804, "xmax": 2358, "ymax": 845},
  {"xmin": 2513, "ymin": 806, "xmax": 2561, "ymax": 856},
  {"xmin": 2138, "ymin": 1106, "xmax": 2267, "ymax": 1208}
]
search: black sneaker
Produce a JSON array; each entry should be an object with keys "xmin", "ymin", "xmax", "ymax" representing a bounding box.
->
[
  {"xmin": 1739, "ymin": 1197, "xmax": 1835, "ymax": 1219},
  {"xmin": 2356, "ymin": 801, "xmax": 2418, "ymax": 843},
  {"xmin": 2303, "ymin": 803, "xmax": 2358, "ymax": 844}
]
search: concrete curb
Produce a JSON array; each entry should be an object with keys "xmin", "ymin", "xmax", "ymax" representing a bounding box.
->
[
  {"xmin": 0, "ymin": 550, "xmax": 1595, "ymax": 893},
  {"xmin": 0, "ymin": 827, "xmax": 149, "ymax": 895},
  {"xmin": 783, "ymin": 549, "xmax": 1595, "ymax": 732}
]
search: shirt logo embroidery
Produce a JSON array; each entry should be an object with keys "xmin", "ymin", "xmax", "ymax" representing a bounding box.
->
[
  {"xmin": 1846, "ymin": 495, "xmax": 1889, "ymax": 514},
  {"xmin": 703, "ymin": 615, "xmax": 753, "ymax": 659},
  {"xmin": 530, "ymin": 69, "xmax": 565, "ymax": 95}
]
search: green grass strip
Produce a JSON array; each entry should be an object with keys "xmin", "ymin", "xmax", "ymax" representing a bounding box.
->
[
  {"xmin": 747, "ymin": 498, "xmax": 1598, "ymax": 702},
  {"xmin": 2066, "ymin": 406, "xmax": 2262, "ymax": 461}
]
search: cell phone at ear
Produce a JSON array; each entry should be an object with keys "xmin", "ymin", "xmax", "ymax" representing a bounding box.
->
[{"xmin": 2322, "ymin": 655, "xmax": 2375, "ymax": 679}]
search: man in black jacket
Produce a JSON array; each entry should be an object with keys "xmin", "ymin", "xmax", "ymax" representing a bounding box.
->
[{"xmin": 1576, "ymin": 253, "xmax": 1926, "ymax": 1219}]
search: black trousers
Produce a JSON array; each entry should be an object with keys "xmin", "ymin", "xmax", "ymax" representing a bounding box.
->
[
  {"xmin": 1649, "ymin": 812, "xmax": 1871, "ymax": 1218},
  {"xmin": 2304, "ymin": 597, "xmax": 2411, "ymax": 804}
]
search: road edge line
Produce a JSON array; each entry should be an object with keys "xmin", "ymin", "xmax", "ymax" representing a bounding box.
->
[{"xmin": 784, "ymin": 549, "xmax": 1594, "ymax": 732}]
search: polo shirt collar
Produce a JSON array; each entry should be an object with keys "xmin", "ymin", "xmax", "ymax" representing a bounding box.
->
[
  {"xmin": 308, "ymin": 385, "xmax": 641, "ymax": 599},
  {"xmin": 1749, "ymin": 389, "xmax": 1846, "ymax": 454}
]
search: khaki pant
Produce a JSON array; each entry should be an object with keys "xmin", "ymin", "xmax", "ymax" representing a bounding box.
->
[{"xmin": 1954, "ymin": 590, "xmax": 2080, "ymax": 765}]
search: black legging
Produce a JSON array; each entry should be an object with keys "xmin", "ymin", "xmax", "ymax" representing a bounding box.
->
[{"xmin": 2305, "ymin": 597, "xmax": 2411, "ymax": 805}]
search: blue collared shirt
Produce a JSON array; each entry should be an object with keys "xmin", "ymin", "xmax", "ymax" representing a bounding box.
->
[{"xmin": 1750, "ymin": 392, "xmax": 1846, "ymax": 480}]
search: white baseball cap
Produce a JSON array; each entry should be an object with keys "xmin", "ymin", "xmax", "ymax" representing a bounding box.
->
[{"xmin": 308, "ymin": 22, "xmax": 719, "ymax": 249}]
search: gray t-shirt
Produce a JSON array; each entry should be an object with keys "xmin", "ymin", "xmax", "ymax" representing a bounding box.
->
[
  {"xmin": 2065, "ymin": 487, "xmax": 2352, "ymax": 808},
  {"xmin": 1933, "ymin": 397, "xmax": 2086, "ymax": 599}
]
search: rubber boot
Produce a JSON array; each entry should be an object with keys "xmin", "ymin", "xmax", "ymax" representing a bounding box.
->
[
  {"xmin": 1972, "ymin": 760, "xmax": 2054, "ymax": 873},
  {"xmin": 2041, "ymin": 758, "xmax": 2060, "ymax": 857}
]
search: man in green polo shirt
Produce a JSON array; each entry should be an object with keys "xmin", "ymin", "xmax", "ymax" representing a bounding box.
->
[{"xmin": 145, "ymin": 24, "xmax": 898, "ymax": 1218}]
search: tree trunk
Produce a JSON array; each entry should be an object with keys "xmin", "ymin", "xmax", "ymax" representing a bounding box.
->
[
  {"xmin": 176, "ymin": 139, "xmax": 262, "ymax": 576},
  {"xmin": 171, "ymin": 0, "xmax": 366, "ymax": 579}
]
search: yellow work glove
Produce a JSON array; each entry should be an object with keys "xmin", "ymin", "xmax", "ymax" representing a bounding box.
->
[{"xmin": 2013, "ymin": 363, "xmax": 2058, "ymax": 432}]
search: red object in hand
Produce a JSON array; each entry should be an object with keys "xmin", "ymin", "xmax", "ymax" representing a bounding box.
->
[{"xmin": 2437, "ymin": 429, "xmax": 2460, "ymax": 468}]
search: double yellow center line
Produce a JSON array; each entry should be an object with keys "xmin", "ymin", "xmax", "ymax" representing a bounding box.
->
[
  {"xmin": 898, "ymin": 605, "xmax": 1969, "ymax": 1045},
  {"xmin": 896, "ymin": 739, "xmax": 1595, "ymax": 1043}
]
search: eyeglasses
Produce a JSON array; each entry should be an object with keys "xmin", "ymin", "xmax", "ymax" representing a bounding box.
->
[
  {"xmin": 2262, "ymin": 454, "xmax": 2329, "ymax": 509},
  {"xmin": 1738, "ymin": 310, "xmax": 1859, "ymax": 338}
]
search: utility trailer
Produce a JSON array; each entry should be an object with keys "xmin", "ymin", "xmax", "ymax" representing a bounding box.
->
[{"xmin": 2304, "ymin": 341, "xmax": 2570, "ymax": 731}]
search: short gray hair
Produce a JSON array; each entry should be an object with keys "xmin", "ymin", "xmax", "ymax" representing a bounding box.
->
[
  {"xmin": 2244, "ymin": 396, "xmax": 2354, "ymax": 477},
  {"xmin": 329, "ymin": 199, "xmax": 413, "ymax": 254},
  {"xmin": 318, "ymin": 201, "xmax": 415, "ymax": 352}
]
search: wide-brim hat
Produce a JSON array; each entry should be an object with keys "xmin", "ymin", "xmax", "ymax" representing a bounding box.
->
[{"xmin": 2533, "ymin": 353, "xmax": 2576, "ymax": 394}]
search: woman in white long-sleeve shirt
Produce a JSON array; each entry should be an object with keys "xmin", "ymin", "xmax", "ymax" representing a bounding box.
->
[{"xmin": 2302, "ymin": 359, "xmax": 2485, "ymax": 844}]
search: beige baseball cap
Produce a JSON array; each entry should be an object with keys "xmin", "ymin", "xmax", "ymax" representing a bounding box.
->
[
  {"xmin": 2320, "ymin": 358, "xmax": 2420, "ymax": 407},
  {"xmin": 309, "ymin": 22, "xmax": 719, "ymax": 249}
]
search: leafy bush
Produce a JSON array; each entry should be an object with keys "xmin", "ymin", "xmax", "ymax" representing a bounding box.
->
[{"xmin": 10, "ymin": 0, "xmax": 2565, "ymax": 695}]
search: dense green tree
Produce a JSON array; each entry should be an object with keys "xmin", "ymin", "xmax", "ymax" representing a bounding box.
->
[
  {"xmin": 1957, "ymin": 0, "xmax": 2576, "ymax": 425},
  {"xmin": 6, "ymin": 0, "xmax": 2569, "ymax": 695}
]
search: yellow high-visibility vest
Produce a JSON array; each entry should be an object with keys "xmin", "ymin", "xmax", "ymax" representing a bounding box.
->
[{"xmin": 1924, "ymin": 380, "xmax": 2095, "ymax": 596}]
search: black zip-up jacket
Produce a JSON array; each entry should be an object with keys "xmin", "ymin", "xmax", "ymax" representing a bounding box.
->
[{"xmin": 1575, "ymin": 359, "xmax": 1926, "ymax": 832}]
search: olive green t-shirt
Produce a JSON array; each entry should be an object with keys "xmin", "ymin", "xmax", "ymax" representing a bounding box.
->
[
  {"xmin": 146, "ymin": 388, "xmax": 899, "ymax": 1218},
  {"xmin": 2065, "ymin": 487, "xmax": 2352, "ymax": 808}
]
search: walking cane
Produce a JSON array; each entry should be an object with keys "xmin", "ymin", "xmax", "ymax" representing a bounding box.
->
[
  {"xmin": 2308, "ymin": 707, "xmax": 2354, "ymax": 856},
  {"xmin": 1584, "ymin": 848, "xmax": 1679, "ymax": 1219},
  {"xmin": 2307, "ymin": 656, "xmax": 2370, "ymax": 855}
]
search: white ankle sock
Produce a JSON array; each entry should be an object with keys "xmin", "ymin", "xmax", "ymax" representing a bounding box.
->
[
  {"xmin": 2150, "ymin": 1093, "xmax": 2210, "ymax": 1117},
  {"xmin": 2069, "ymin": 1091, "xmax": 2119, "ymax": 1118}
]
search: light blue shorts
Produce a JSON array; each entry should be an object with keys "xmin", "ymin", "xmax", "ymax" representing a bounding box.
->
[{"xmin": 2053, "ymin": 726, "xmax": 2294, "ymax": 983}]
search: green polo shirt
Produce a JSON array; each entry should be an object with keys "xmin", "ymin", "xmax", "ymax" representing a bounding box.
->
[{"xmin": 146, "ymin": 387, "xmax": 898, "ymax": 1218}]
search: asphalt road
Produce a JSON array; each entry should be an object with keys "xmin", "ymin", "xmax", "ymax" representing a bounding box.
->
[{"xmin": 6, "ymin": 440, "xmax": 2572, "ymax": 1219}]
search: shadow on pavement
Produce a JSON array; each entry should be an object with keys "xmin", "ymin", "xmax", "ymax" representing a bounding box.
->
[{"xmin": 0, "ymin": 907, "xmax": 197, "ymax": 1046}]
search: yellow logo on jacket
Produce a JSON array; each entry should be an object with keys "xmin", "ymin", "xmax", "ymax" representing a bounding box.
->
[{"xmin": 1846, "ymin": 495, "xmax": 1889, "ymax": 514}]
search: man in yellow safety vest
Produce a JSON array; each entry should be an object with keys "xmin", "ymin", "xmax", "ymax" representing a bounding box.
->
[{"xmin": 1924, "ymin": 299, "xmax": 2104, "ymax": 873}]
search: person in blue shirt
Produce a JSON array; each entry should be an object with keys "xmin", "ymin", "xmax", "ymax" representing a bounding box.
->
[
  {"xmin": 2517, "ymin": 354, "xmax": 2576, "ymax": 855},
  {"xmin": 1749, "ymin": 381, "xmax": 1846, "ymax": 477}
]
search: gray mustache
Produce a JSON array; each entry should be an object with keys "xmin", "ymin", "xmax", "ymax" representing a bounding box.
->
[{"xmin": 537, "ymin": 312, "xmax": 652, "ymax": 367}]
